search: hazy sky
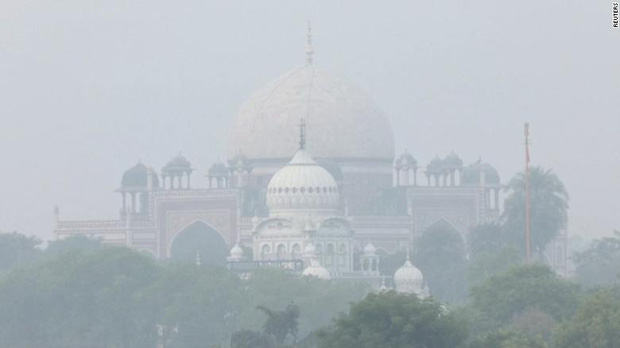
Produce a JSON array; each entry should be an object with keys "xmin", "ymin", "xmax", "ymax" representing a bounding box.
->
[{"xmin": 1, "ymin": 0, "xmax": 618, "ymax": 241}]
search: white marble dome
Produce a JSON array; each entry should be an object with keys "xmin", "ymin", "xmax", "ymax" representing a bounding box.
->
[
  {"xmin": 228, "ymin": 65, "xmax": 395, "ymax": 161},
  {"xmin": 266, "ymin": 149, "xmax": 339, "ymax": 215},
  {"xmin": 394, "ymin": 258, "xmax": 429, "ymax": 297}
]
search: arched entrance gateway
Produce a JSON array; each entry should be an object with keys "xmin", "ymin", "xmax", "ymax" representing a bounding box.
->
[{"xmin": 169, "ymin": 221, "xmax": 229, "ymax": 266}]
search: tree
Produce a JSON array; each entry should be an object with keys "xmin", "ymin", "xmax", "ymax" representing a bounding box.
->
[
  {"xmin": 44, "ymin": 235, "xmax": 103, "ymax": 258},
  {"xmin": 572, "ymin": 230, "xmax": 620, "ymax": 287},
  {"xmin": 553, "ymin": 288, "xmax": 620, "ymax": 348},
  {"xmin": 256, "ymin": 303, "xmax": 300, "ymax": 345},
  {"xmin": 148, "ymin": 264, "xmax": 244, "ymax": 348},
  {"xmin": 0, "ymin": 246, "xmax": 161, "ymax": 347},
  {"xmin": 502, "ymin": 167, "xmax": 569, "ymax": 257},
  {"xmin": 231, "ymin": 330, "xmax": 275, "ymax": 348},
  {"xmin": 508, "ymin": 307, "xmax": 557, "ymax": 344},
  {"xmin": 317, "ymin": 291, "xmax": 469, "ymax": 348},
  {"xmin": 470, "ymin": 264, "xmax": 581, "ymax": 329},
  {"xmin": 467, "ymin": 246, "xmax": 522, "ymax": 288},
  {"xmin": 0, "ymin": 231, "xmax": 41, "ymax": 271},
  {"xmin": 414, "ymin": 220, "xmax": 467, "ymax": 303},
  {"xmin": 469, "ymin": 330, "xmax": 547, "ymax": 348},
  {"xmin": 238, "ymin": 268, "xmax": 369, "ymax": 339}
]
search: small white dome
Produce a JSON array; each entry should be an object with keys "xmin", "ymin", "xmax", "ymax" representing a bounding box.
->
[
  {"xmin": 394, "ymin": 258, "xmax": 428, "ymax": 297},
  {"xmin": 266, "ymin": 149, "xmax": 339, "ymax": 215},
  {"xmin": 302, "ymin": 259, "xmax": 331, "ymax": 280},
  {"xmin": 363, "ymin": 242, "xmax": 376, "ymax": 255},
  {"xmin": 229, "ymin": 243, "xmax": 244, "ymax": 260}
]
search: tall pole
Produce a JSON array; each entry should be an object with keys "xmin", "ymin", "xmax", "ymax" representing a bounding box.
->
[{"xmin": 524, "ymin": 123, "xmax": 531, "ymax": 262}]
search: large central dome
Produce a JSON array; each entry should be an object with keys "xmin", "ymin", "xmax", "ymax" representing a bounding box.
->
[{"xmin": 228, "ymin": 65, "xmax": 395, "ymax": 161}]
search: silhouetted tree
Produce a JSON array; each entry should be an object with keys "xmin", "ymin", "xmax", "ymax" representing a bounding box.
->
[{"xmin": 257, "ymin": 302, "xmax": 300, "ymax": 345}]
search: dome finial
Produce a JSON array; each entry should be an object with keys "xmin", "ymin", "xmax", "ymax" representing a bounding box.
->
[
  {"xmin": 298, "ymin": 118, "xmax": 307, "ymax": 150},
  {"xmin": 306, "ymin": 21, "xmax": 314, "ymax": 65}
]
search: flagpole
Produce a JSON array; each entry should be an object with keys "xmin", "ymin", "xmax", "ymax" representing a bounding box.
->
[{"xmin": 524, "ymin": 123, "xmax": 531, "ymax": 263}]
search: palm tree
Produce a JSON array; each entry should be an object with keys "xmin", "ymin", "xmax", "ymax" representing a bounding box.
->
[{"xmin": 502, "ymin": 166, "xmax": 569, "ymax": 257}]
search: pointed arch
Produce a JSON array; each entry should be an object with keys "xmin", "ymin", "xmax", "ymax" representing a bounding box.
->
[{"xmin": 168, "ymin": 220, "xmax": 228, "ymax": 266}]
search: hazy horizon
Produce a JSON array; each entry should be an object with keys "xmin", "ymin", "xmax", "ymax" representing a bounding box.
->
[{"xmin": 1, "ymin": 0, "xmax": 618, "ymax": 241}]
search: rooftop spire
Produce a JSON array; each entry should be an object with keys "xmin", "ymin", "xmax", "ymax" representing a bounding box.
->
[
  {"xmin": 298, "ymin": 118, "xmax": 307, "ymax": 150},
  {"xmin": 306, "ymin": 21, "xmax": 314, "ymax": 65}
]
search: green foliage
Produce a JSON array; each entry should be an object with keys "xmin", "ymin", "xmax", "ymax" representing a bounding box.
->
[
  {"xmin": 508, "ymin": 307, "xmax": 557, "ymax": 344},
  {"xmin": 231, "ymin": 329, "xmax": 275, "ymax": 348},
  {"xmin": 147, "ymin": 264, "xmax": 244, "ymax": 347},
  {"xmin": 238, "ymin": 268, "xmax": 369, "ymax": 338},
  {"xmin": 0, "ymin": 246, "xmax": 160, "ymax": 347},
  {"xmin": 414, "ymin": 220, "xmax": 467, "ymax": 303},
  {"xmin": 553, "ymin": 288, "xmax": 620, "ymax": 348},
  {"xmin": 469, "ymin": 330, "xmax": 547, "ymax": 348},
  {"xmin": 573, "ymin": 230, "xmax": 620, "ymax": 287},
  {"xmin": 467, "ymin": 246, "xmax": 522, "ymax": 288},
  {"xmin": 0, "ymin": 247, "xmax": 369, "ymax": 347},
  {"xmin": 0, "ymin": 231, "xmax": 41, "ymax": 272},
  {"xmin": 502, "ymin": 167, "xmax": 569, "ymax": 256},
  {"xmin": 317, "ymin": 291, "xmax": 469, "ymax": 348},
  {"xmin": 44, "ymin": 235, "xmax": 103, "ymax": 258},
  {"xmin": 471, "ymin": 264, "xmax": 580, "ymax": 329}
]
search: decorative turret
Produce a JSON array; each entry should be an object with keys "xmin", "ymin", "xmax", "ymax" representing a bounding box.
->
[
  {"xmin": 118, "ymin": 161, "xmax": 159, "ymax": 217},
  {"xmin": 208, "ymin": 160, "xmax": 230, "ymax": 189},
  {"xmin": 360, "ymin": 242, "xmax": 380, "ymax": 275},
  {"xmin": 394, "ymin": 150, "xmax": 418, "ymax": 186},
  {"xmin": 461, "ymin": 159, "xmax": 500, "ymax": 186},
  {"xmin": 226, "ymin": 151, "xmax": 252, "ymax": 189},
  {"xmin": 442, "ymin": 152, "xmax": 463, "ymax": 186},
  {"xmin": 425, "ymin": 156, "xmax": 443, "ymax": 186},
  {"xmin": 462, "ymin": 159, "xmax": 502, "ymax": 214},
  {"xmin": 162, "ymin": 153, "xmax": 192, "ymax": 189}
]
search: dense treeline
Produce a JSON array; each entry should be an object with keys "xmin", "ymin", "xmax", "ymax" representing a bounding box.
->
[
  {"xmin": 1, "ymin": 167, "xmax": 619, "ymax": 347},
  {"xmin": 0, "ymin": 236, "xmax": 368, "ymax": 347},
  {"xmin": 1, "ymin": 228, "xmax": 619, "ymax": 347}
]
